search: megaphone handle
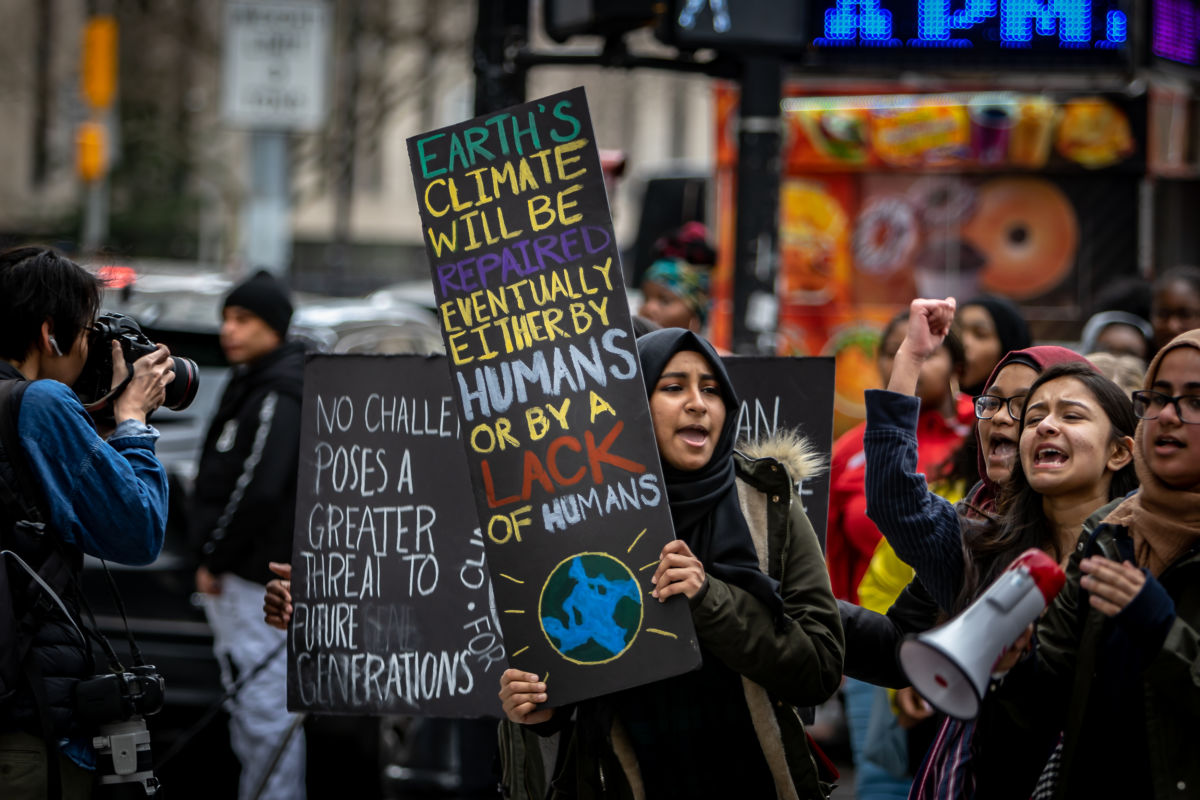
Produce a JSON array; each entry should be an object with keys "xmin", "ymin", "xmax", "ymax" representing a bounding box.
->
[{"xmin": 985, "ymin": 570, "xmax": 1034, "ymax": 613}]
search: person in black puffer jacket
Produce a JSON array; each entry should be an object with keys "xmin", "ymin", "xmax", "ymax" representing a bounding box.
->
[{"xmin": 191, "ymin": 270, "xmax": 306, "ymax": 800}]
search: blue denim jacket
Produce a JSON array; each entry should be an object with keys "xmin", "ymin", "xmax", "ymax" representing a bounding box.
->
[
  {"xmin": 7, "ymin": 373, "xmax": 167, "ymax": 767},
  {"xmin": 17, "ymin": 379, "xmax": 167, "ymax": 564}
]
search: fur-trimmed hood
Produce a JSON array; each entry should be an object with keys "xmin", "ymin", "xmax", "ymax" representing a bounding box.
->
[{"xmin": 737, "ymin": 429, "xmax": 826, "ymax": 484}]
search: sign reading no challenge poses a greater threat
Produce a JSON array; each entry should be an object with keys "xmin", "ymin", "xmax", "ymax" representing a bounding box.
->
[
  {"xmin": 283, "ymin": 353, "xmax": 835, "ymax": 717},
  {"xmin": 407, "ymin": 88, "xmax": 701, "ymax": 707},
  {"xmin": 287, "ymin": 355, "xmax": 505, "ymax": 717}
]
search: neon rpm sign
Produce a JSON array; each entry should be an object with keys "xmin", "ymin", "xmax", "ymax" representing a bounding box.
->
[{"xmin": 809, "ymin": 0, "xmax": 1131, "ymax": 68}]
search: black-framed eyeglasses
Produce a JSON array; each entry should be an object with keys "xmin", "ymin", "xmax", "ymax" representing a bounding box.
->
[
  {"xmin": 973, "ymin": 393, "xmax": 1027, "ymax": 421},
  {"xmin": 1132, "ymin": 390, "xmax": 1200, "ymax": 424}
]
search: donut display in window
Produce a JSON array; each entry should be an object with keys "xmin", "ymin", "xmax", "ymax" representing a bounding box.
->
[
  {"xmin": 853, "ymin": 196, "xmax": 920, "ymax": 274},
  {"xmin": 906, "ymin": 176, "xmax": 977, "ymax": 227},
  {"xmin": 962, "ymin": 178, "xmax": 1078, "ymax": 299}
]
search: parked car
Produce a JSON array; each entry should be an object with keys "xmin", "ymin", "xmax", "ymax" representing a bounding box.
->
[{"xmin": 290, "ymin": 295, "xmax": 444, "ymax": 356}]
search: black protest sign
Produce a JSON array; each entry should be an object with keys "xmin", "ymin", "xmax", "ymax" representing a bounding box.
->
[
  {"xmin": 724, "ymin": 357, "xmax": 835, "ymax": 548},
  {"xmin": 288, "ymin": 354, "xmax": 505, "ymax": 717},
  {"xmin": 407, "ymin": 87, "xmax": 700, "ymax": 706}
]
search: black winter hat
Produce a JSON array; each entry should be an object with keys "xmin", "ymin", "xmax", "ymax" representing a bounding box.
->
[{"xmin": 223, "ymin": 270, "xmax": 293, "ymax": 336}]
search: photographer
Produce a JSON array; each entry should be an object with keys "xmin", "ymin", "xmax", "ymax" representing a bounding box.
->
[{"xmin": 0, "ymin": 247, "xmax": 173, "ymax": 798}]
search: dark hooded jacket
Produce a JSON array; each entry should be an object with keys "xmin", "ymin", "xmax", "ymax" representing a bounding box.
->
[
  {"xmin": 500, "ymin": 330, "xmax": 843, "ymax": 799},
  {"xmin": 192, "ymin": 341, "xmax": 305, "ymax": 585},
  {"xmin": 500, "ymin": 436, "xmax": 844, "ymax": 800}
]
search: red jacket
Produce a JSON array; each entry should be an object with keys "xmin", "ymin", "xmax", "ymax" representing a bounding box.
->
[{"xmin": 826, "ymin": 394, "xmax": 973, "ymax": 603}]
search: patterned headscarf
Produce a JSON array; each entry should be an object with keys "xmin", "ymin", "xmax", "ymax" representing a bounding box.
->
[{"xmin": 642, "ymin": 258, "xmax": 711, "ymax": 326}]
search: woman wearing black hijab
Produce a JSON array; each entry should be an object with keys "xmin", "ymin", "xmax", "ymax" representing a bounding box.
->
[
  {"xmin": 957, "ymin": 295, "xmax": 1032, "ymax": 396},
  {"xmin": 500, "ymin": 329, "xmax": 844, "ymax": 800}
]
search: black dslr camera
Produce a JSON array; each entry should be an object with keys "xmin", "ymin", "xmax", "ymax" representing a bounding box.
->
[
  {"xmin": 76, "ymin": 666, "xmax": 165, "ymax": 797},
  {"xmin": 75, "ymin": 312, "xmax": 200, "ymax": 414}
]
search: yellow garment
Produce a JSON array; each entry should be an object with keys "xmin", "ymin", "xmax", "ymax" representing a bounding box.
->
[
  {"xmin": 856, "ymin": 477, "xmax": 968, "ymax": 615},
  {"xmin": 856, "ymin": 539, "xmax": 915, "ymax": 616}
]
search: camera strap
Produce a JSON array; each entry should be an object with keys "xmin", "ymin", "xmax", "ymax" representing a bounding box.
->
[
  {"xmin": 0, "ymin": 380, "xmax": 81, "ymax": 694},
  {"xmin": 63, "ymin": 558, "xmax": 144, "ymax": 674},
  {"xmin": 71, "ymin": 568, "xmax": 131, "ymax": 673},
  {"xmin": 100, "ymin": 559, "xmax": 145, "ymax": 667},
  {"xmin": 0, "ymin": 549, "xmax": 88, "ymax": 652},
  {"xmin": 0, "ymin": 380, "xmax": 126, "ymax": 669},
  {"xmin": 155, "ymin": 638, "xmax": 286, "ymax": 771},
  {"xmin": 80, "ymin": 372, "xmax": 132, "ymax": 416}
]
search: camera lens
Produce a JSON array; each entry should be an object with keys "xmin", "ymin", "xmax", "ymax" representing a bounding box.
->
[{"xmin": 164, "ymin": 356, "xmax": 199, "ymax": 411}]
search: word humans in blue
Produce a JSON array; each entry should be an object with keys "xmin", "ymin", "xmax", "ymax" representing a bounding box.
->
[{"xmin": 0, "ymin": 246, "xmax": 173, "ymax": 799}]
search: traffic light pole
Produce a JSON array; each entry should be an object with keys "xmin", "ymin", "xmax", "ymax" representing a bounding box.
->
[
  {"xmin": 80, "ymin": 173, "xmax": 110, "ymax": 255},
  {"xmin": 79, "ymin": 5, "xmax": 116, "ymax": 255},
  {"xmin": 473, "ymin": 0, "xmax": 528, "ymax": 115},
  {"xmin": 731, "ymin": 57, "xmax": 783, "ymax": 354}
]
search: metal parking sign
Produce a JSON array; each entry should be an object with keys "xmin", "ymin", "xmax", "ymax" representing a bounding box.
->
[{"xmin": 221, "ymin": 1, "xmax": 330, "ymax": 130}]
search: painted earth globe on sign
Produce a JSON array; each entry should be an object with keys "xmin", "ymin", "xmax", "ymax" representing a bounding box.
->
[{"xmin": 539, "ymin": 553, "xmax": 643, "ymax": 664}]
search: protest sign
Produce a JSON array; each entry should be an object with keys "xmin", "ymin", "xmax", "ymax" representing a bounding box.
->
[
  {"xmin": 407, "ymin": 87, "xmax": 700, "ymax": 706},
  {"xmin": 287, "ymin": 354, "xmax": 505, "ymax": 717},
  {"xmin": 725, "ymin": 356, "xmax": 835, "ymax": 548},
  {"xmin": 284, "ymin": 352, "xmax": 834, "ymax": 716}
]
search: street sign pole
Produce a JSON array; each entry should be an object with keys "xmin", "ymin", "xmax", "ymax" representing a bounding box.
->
[
  {"xmin": 222, "ymin": 1, "xmax": 330, "ymax": 279},
  {"xmin": 245, "ymin": 130, "xmax": 292, "ymax": 276},
  {"xmin": 473, "ymin": 0, "xmax": 528, "ymax": 115}
]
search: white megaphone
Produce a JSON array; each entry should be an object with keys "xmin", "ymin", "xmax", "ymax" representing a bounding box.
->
[{"xmin": 898, "ymin": 548, "xmax": 1065, "ymax": 720}]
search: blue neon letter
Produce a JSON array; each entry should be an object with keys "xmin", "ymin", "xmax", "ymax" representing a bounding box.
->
[
  {"xmin": 918, "ymin": 0, "xmax": 997, "ymax": 41},
  {"xmin": 1001, "ymin": 0, "xmax": 1091, "ymax": 44},
  {"xmin": 1106, "ymin": 9, "xmax": 1126, "ymax": 43},
  {"xmin": 825, "ymin": 0, "xmax": 893, "ymax": 41}
]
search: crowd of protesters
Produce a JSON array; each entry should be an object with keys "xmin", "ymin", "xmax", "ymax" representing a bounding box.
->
[
  {"xmin": 4, "ymin": 237, "xmax": 1200, "ymax": 799},
  {"xmin": 494, "ymin": 254, "xmax": 1200, "ymax": 799},
  {"xmin": 238, "ymin": 251, "xmax": 1200, "ymax": 799}
]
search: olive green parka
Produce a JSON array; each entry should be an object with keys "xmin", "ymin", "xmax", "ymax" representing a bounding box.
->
[{"xmin": 499, "ymin": 432, "xmax": 845, "ymax": 800}]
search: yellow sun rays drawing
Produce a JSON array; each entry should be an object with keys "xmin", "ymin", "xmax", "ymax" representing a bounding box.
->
[{"xmin": 626, "ymin": 528, "xmax": 647, "ymax": 553}]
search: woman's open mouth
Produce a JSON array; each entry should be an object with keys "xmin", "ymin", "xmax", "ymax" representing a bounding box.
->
[
  {"xmin": 1032, "ymin": 444, "xmax": 1069, "ymax": 468},
  {"xmin": 1154, "ymin": 434, "xmax": 1186, "ymax": 456},
  {"xmin": 987, "ymin": 435, "xmax": 1016, "ymax": 464},
  {"xmin": 678, "ymin": 425, "xmax": 710, "ymax": 447}
]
